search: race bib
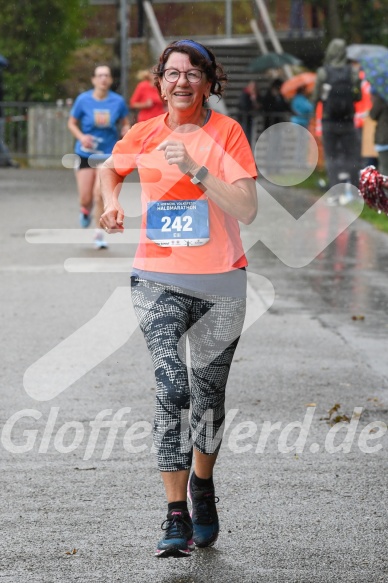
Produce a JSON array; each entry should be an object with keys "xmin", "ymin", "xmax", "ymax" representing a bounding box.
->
[{"xmin": 146, "ymin": 199, "xmax": 209, "ymax": 246}]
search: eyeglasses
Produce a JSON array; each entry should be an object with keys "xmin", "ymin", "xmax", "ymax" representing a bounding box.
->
[{"xmin": 163, "ymin": 69, "xmax": 203, "ymax": 84}]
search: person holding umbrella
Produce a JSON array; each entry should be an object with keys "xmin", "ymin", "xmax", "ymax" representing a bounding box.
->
[
  {"xmin": 262, "ymin": 78, "xmax": 290, "ymax": 129},
  {"xmin": 361, "ymin": 54, "xmax": 388, "ymax": 175},
  {"xmin": 369, "ymin": 93, "xmax": 388, "ymax": 175},
  {"xmin": 281, "ymin": 72, "xmax": 317, "ymax": 102},
  {"xmin": 237, "ymin": 80, "xmax": 262, "ymax": 144}
]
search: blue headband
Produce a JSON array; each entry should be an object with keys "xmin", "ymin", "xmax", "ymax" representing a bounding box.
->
[{"xmin": 172, "ymin": 40, "xmax": 212, "ymax": 62}]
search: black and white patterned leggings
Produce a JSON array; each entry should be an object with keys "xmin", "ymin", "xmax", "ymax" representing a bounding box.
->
[{"xmin": 131, "ymin": 277, "xmax": 246, "ymax": 472}]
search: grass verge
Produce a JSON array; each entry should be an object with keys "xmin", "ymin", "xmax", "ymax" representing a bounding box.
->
[
  {"xmin": 299, "ymin": 170, "xmax": 388, "ymax": 234},
  {"xmin": 358, "ymin": 205, "xmax": 388, "ymax": 233}
]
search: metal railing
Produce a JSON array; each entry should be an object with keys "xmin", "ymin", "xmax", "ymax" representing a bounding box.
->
[
  {"xmin": 1, "ymin": 102, "xmax": 299, "ymax": 170},
  {"xmin": 236, "ymin": 111, "xmax": 317, "ymax": 176},
  {"xmin": 0, "ymin": 102, "xmax": 29, "ymax": 159},
  {"xmin": 0, "ymin": 102, "xmax": 74, "ymax": 166},
  {"xmin": 236, "ymin": 110, "xmax": 292, "ymax": 146}
]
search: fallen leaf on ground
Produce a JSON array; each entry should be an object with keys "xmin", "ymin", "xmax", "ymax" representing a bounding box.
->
[
  {"xmin": 327, "ymin": 403, "xmax": 341, "ymax": 417},
  {"xmin": 367, "ymin": 397, "xmax": 383, "ymax": 407},
  {"xmin": 351, "ymin": 315, "xmax": 365, "ymax": 321},
  {"xmin": 330, "ymin": 414, "xmax": 351, "ymax": 425},
  {"xmin": 321, "ymin": 403, "xmax": 352, "ymax": 425}
]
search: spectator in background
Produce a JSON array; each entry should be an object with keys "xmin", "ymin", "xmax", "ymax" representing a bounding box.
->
[
  {"xmin": 311, "ymin": 38, "xmax": 361, "ymax": 202},
  {"xmin": 262, "ymin": 78, "xmax": 290, "ymax": 129},
  {"xmin": 237, "ymin": 80, "xmax": 262, "ymax": 145},
  {"xmin": 353, "ymin": 70, "xmax": 378, "ymax": 168},
  {"xmin": 290, "ymin": 85, "xmax": 313, "ymax": 128},
  {"xmin": 290, "ymin": 85, "xmax": 314, "ymax": 170},
  {"xmin": 289, "ymin": 0, "xmax": 304, "ymax": 38},
  {"xmin": 310, "ymin": 1, "xmax": 320, "ymax": 31},
  {"xmin": 370, "ymin": 92, "xmax": 388, "ymax": 176},
  {"xmin": 130, "ymin": 69, "xmax": 165, "ymax": 123}
]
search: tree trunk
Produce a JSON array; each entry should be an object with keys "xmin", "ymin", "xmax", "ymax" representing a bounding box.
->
[{"xmin": 326, "ymin": 0, "xmax": 342, "ymax": 39}]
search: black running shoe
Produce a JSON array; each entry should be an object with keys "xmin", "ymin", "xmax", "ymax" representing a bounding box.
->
[
  {"xmin": 155, "ymin": 510, "xmax": 194, "ymax": 558},
  {"xmin": 188, "ymin": 473, "xmax": 219, "ymax": 548}
]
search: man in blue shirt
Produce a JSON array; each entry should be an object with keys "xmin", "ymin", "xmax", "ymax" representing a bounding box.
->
[{"xmin": 68, "ymin": 65, "xmax": 129, "ymax": 248}]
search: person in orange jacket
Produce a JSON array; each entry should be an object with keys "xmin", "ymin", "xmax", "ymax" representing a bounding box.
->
[{"xmin": 354, "ymin": 72, "xmax": 378, "ymax": 167}]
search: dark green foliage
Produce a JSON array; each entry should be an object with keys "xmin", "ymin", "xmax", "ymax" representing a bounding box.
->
[
  {"xmin": 1, "ymin": 0, "xmax": 387, "ymax": 100},
  {"xmin": 307, "ymin": 0, "xmax": 388, "ymax": 44},
  {"xmin": 0, "ymin": 0, "xmax": 87, "ymax": 101},
  {"xmin": 338, "ymin": 0, "xmax": 388, "ymax": 44}
]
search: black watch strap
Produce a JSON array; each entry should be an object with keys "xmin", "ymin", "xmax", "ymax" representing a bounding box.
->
[{"xmin": 190, "ymin": 166, "xmax": 209, "ymax": 185}]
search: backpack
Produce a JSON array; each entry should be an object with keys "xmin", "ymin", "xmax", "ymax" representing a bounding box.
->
[{"xmin": 322, "ymin": 65, "xmax": 355, "ymax": 121}]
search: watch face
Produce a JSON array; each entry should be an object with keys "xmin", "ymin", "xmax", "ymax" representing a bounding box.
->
[{"xmin": 191, "ymin": 166, "xmax": 208, "ymax": 185}]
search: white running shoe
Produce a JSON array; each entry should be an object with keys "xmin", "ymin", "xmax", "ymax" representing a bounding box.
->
[{"xmin": 94, "ymin": 229, "xmax": 108, "ymax": 249}]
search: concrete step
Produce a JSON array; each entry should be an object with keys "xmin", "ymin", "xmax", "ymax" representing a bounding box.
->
[
  {"xmin": 195, "ymin": 36, "xmax": 324, "ymax": 115},
  {"xmin": 204, "ymin": 41, "xmax": 274, "ymax": 113}
]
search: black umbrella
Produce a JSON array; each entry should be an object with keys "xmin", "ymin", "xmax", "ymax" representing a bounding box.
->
[{"xmin": 248, "ymin": 51, "xmax": 301, "ymax": 73}]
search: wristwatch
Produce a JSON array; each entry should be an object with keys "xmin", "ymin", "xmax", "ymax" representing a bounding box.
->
[{"xmin": 190, "ymin": 166, "xmax": 209, "ymax": 185}]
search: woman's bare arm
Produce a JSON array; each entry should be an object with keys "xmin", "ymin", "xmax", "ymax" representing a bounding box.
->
[{"xmin": 99, "ymin": 156, "xmax": 126, "ymax": 231}]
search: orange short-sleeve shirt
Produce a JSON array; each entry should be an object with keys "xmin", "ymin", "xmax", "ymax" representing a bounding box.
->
[{"xmin": 112, "ymin": 111, "xmax": 257, "ymax": 274}]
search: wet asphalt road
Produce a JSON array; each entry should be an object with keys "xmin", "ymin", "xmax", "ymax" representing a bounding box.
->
[{"xmin": 0, "ymin": 168, "xmax": 387, "ymax": 582}]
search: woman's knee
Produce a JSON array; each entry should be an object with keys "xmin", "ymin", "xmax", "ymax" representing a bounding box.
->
[{"xmin": 155, "ymin": 374, "xmax": 190, "ymax": 410}]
